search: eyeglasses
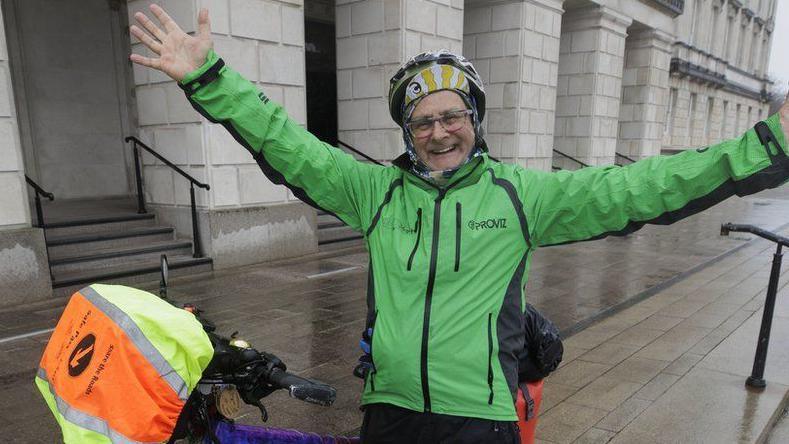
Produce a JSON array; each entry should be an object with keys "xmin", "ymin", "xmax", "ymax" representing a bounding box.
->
[{"xmin": 406, "ymin": 109, "xmax": 473, "ymax": 138}]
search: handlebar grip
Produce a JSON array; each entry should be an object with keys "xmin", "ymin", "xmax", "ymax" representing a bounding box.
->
[{"xmin": 268, "ymin": 368, "xmax": 337, "ymax": 406}]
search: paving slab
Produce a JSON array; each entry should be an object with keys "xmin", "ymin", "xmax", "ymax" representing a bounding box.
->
[{"xmin": 536, "ymin": 232, "xmax": 789, "ymax": 444}]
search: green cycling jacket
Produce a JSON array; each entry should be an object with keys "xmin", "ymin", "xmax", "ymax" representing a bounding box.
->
[{"xmin": 180, "ymin": 50, "xmax": 788, "ymax": 421}]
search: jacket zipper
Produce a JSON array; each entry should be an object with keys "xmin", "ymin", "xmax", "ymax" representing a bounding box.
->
[
  {"xmin": 487, "ymin": 312, "xmax": 494, "ymax": 405},
  {"xmin": 407, "ymin": 208, "xmax": 423, "ymax": 271},
  {"xmin": 455, "ymin": 202, "xmax": 462, "ymax": 272},
  {"xmin": 417, "ymin": 161, "xmax": 482, "ymax": 413}
]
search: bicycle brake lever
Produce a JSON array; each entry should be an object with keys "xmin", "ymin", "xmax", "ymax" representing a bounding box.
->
[{"xmin": 253, "ymin": 398, "xmax": 269, "ymax": 422}]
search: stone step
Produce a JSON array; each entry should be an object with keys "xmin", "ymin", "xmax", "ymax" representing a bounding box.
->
[
  {"xmin": 318, "ymin": 225, "xmax": 362, "ymax": 245},
  {"xmin": 52, "ymin": 255, "xmax": 213, "ymax": 298},
  {"xmin": 46, "ymin": 226, "xmax": 176, "ymax": 258},
  {"xmin": 43, "ymin": 213, "xmax": 158, "ymax": 237},
  {"xmin": 50, "ymin": 240, "xmax": 194, "ymax": 274},
  {"xmin": 317, "ymin": 236, "xmax": 365, "ymax": 253},
  {"xmin": 317, "ymin": 212, "xmax": 346, "ymax": 229}
]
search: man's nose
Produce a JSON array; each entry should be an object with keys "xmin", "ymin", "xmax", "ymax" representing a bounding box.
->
[{"xmin": 431, "ymin": 120, "xmax": 450, "ymax": 140}]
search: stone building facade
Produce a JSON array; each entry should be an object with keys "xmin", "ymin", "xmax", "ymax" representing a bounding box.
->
[{"xmin": 0, "ymin": 0, "xmax": 778, "ymax": 303}]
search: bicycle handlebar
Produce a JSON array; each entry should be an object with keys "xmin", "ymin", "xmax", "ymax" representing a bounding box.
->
[
  {"xmin": 268, "ymin": 367, "xmax": 336, "ymax": 406},
  {"xmin": 720, "ymin": 223, "xmax": 789, "ymax": 248}
]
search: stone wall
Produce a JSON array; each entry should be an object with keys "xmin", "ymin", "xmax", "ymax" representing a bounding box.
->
[
  {"xmin": 128, "ymin": 0, "xmax": 316, "ymax": 267},
  {"xmin": 0, "ymin": 4, "xmax": 30, "ymax": 230},
  {"xmin": 617, "ymin": 28, "xmax": 672, "ymax": 160},
  {"xmin": 335, "ymin": 0, "xmax": 464, "ymax": 164},
  {"xmin": 554, "ymin": 5, "xmax": 631, "ymax": 168},
  {"xmin": 664, "ymin": 76, "xmax": 769, "ymax": 151},
  {"xmin": 464, "ymin": 0, "xmax": 563, "ymax": 171},
  {"xmin": 0, "ymin": 4, "xmax": 52, "ymax": 303},
  {"xmin": 663, "ymin": 0, "xmax": 774, "ymax": 152}
]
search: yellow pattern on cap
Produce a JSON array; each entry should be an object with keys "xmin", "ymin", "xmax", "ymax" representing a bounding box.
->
[{"xmin": 404, "ymin": 65, "xmax": 470, "ymax": 108}]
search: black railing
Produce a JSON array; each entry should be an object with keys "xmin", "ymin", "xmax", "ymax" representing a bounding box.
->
[
  {"xmin": 337, "ymin": 140, "xmax": 384, "ymax": 166},
  {"xmin": 125, "ymin": 136, "xmax": 210, "ymax": 258},
  {"xmin": 720, "ymin": 223, "xmax": 787, "ymax": 389},
  {"xmin": 552, "ymin": 149, "xmax": 590, "ymax": 169},
  {"xmin": 647, "ymin": 0, "xmax": 684, "ymax": 16},
  {"xmin": 615, "ymin": 152, "xmax": 637, "ymax": 166},
  {"xmin": 24, "ymin": 175, "xmax": 54, "ymax": 280},
  {"xmin": 25, "ymin": 175, "xmax": 54, "ymax": 228}
]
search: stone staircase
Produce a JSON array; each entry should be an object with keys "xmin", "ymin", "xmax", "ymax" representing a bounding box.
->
[
  {"xmin": 317, "ymin": 210, "xmax": 363, "ymax": 252},
  {"xmin": 39, "ymin": 198, "xmax": 213, "ymax": 298}
]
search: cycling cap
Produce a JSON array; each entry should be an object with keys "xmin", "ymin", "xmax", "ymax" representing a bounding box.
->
[{"xmin": 389, "ymin": 50, "xmax": 486, "ymax": 127}]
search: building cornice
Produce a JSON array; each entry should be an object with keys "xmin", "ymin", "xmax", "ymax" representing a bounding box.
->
[
  {"xmin": 670, "ymin": 58, "xmax": 727, "ymax": 88},
  {"xmin": 670, "ymin": 56, "xmax": 770, "ymax": 103}
]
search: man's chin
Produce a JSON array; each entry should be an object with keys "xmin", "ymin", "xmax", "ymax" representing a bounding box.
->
[{"xmin": 427, "ymin": 156, "xmax": 464, "ymax": 172}]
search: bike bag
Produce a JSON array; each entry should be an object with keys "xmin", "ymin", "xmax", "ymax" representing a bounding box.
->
[
  {"xmin": 518, "ymin": 303, "xmax": 563, "ymax": 382},
  {"xmin": 35, "ymin": 284, "xmax": 213, "ymax": 443}
]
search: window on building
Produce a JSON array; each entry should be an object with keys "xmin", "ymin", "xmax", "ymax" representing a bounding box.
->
[
  {"xmin": 704, "ymin": 98, "xmax": 714, "ymax": 143},
  {"xmin": 735, "ymin": 103, "xmax": 741, "ymax": 135},
  {"xmin": 722, "ymin": 100, "xmax": 729, "ymax": 138},
  {"xmin": 664, "ymin": 88, "xmax": 677, "ymax": 138},
  {"xmin": 711, "ymin": 5, "xmax": 721, "ymax": 55},
  {"xmin": 736, "ymin": 24, "xmax": 746, "ymax": 67},
  {"xmin": 725, "ymin": 16, "xmax": 734, "ymax": 62},
  {"xmin": 748, "ymin": 106, "xmax": 753, "ymax": 131},
  {"xmin": 689, "ymin": 93, "xmax": 698, "ymax": 146}
]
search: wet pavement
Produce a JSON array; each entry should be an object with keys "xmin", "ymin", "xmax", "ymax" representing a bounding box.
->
[{"xmin": 3, "ymin": 187, "xmax": 789, "ymax": 441}]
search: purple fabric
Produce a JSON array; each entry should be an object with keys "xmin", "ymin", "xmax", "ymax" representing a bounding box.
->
[{"xmin": 210, "ymin": 420, "xmax": 361, "ymax": 444}]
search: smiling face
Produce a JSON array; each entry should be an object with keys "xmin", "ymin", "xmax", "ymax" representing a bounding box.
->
[{"xmin": 408, "ymin": 90, "xmax": 476, "ymax": 172}]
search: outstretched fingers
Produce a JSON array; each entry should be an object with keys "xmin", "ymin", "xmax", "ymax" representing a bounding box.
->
[
  {"xmin": 150, "ymin": 3, "xmax": 182, "ymax": 34},
  {"xmin": 197, "ymin": 8, "xmax": 211, "ymax": 39},
  {"xmin": 129, "ymin": 53, "xmax": 161, "ymax": 70},
  {"xmin": 134, "ymin": 12, "xmax": 167, "ymax": 42},
  {"xmin": 130, "ymin": 25, "xmax": 162, "ymax": 55}
]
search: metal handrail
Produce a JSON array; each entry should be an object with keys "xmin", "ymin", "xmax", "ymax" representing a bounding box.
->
[
  {"xmin": 615, "ymin": 152, "xmax": 637, "ymax": 165},
  {"xmin": 337, "ymin": 140, "xmax": 384, "ymax": 166},
  {"xmin": 552, "ymin": 149, "xmax": 590, "ymax": 168},
  {"xmin": 25, "ymin": 175, "xmax": 54, "ymax": 228},
  {"xmin": 720, "ymin": 223, "xmax": 786, "ymax": 389},
  {"xmin": 24, "ymin": 175, "xmax": 54, "ymax": 280},
  {"xmin": 125, "ymin": 136, "xmax": 209, "ymax": 189},
  {"xmin": 124, "ymin": 136, "xmax": 210, "ymax": 258}
]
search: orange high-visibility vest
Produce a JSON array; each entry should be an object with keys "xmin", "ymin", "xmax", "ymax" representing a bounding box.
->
[{"xmin": 36, "ymin": 284, "xmax": 213, "ymax": 443}]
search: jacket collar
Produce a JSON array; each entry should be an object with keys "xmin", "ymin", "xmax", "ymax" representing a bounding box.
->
[{"xmin": 395, "ymin": 153, "xmax": 490, "ymax": 192}]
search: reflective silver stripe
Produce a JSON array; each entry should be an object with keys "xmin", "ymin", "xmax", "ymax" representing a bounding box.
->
[
  {"xmin": 80, "ymin": 286, "xmax": 189, "ymax": 400},
  {"xmin": 37, "ymin": 368, "xmax": 152, "ymax": 444}
]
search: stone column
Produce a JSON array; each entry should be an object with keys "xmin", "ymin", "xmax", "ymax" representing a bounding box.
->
[
  {"xmin": 464, "ymin": 0, "xmax": 563, "ymax": 171},
  {"xmin": 553, "ymin": 5, "xmax": 631, "ymax": 168},
  {"xmin": 617, "ymin": 28, "xmax": 673, "ymax": 160},
  {"xmin": 668, "ymin": 88, "xmax": 692, "ymax": 149},
  {"xmin": 0, "ymin": 6, "xmax": 52, "ymax": 304},
  {"xmin": 128, "ymin": 0, "xmax": 316, "ymax": 268},
  {"xmin": 335, "ymin": 0, "xmax": 464, "ymax": 164}
]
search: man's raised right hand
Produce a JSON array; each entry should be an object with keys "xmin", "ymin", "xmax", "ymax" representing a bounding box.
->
[{"xmin": 129, "ymin": 4, "xmax": 213, "ymax": 82}]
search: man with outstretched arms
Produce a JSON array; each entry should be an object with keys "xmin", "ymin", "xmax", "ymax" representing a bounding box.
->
[{"xmin": 131, "ymin": 4, "xmax": 789, "ymax": 443}]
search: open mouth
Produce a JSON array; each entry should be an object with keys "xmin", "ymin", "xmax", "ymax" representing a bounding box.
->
[{"xmin": 432, "ymin": 145, "xmax": 457, "ymax": 155}]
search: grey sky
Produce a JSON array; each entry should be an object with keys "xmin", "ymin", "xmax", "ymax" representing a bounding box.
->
[{"xmin": 768, "ymin": 0, "xmax": 789, "ymax": 92}]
